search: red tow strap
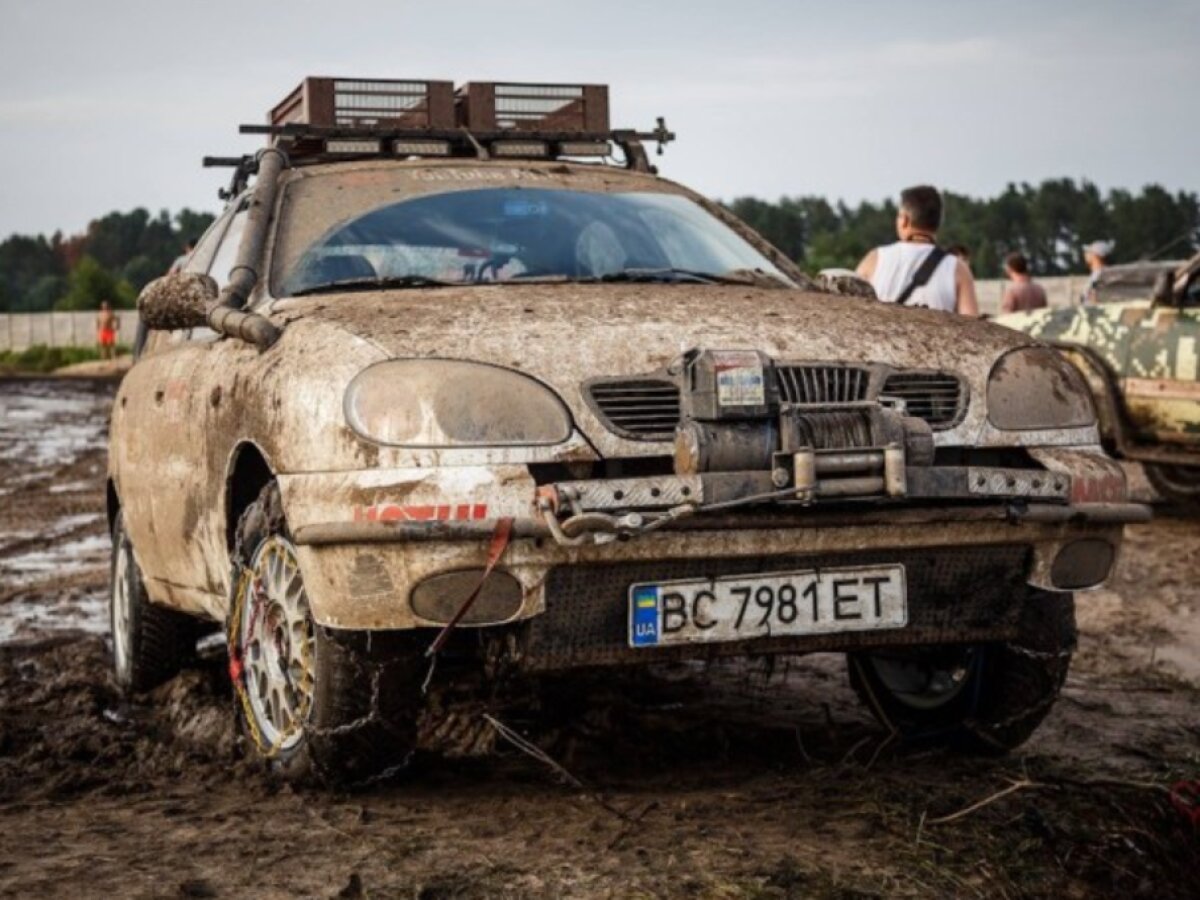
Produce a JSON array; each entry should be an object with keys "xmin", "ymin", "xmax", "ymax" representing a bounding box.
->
[
  {"xmin": 1170, "ymin": 780, "xmax": 1200, "ymax": 829},
  {"xmin": 425, "ymin": 517, "xmax": 514, "ymax": 658}
]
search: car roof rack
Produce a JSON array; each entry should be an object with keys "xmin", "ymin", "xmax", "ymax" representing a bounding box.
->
[{"xmin": 203, "ymin": 77, "xmax": 675, "ymax": 197}]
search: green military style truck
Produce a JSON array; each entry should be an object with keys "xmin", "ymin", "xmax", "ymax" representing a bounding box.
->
[{"xmin": 997, "ymin": 253, "xmax": 1200, "ymax": 507}]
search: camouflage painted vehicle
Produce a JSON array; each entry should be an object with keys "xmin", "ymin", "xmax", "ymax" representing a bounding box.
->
[
  {"xmin": 107, "ymin": 79, "xmax": 1146, "ymax": 783},
  {"xmin": 996, "ymin": 253, "xmax": 1200, "ymax": 506}
]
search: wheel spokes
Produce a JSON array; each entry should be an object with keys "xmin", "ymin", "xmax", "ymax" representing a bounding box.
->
[{"xmin": 240, "ymin": 535, "xmax": 315, "ymax": 752}]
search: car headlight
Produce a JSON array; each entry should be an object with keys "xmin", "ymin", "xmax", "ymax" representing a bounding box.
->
[
  {"xmin": 986, "ymin": 347, "xmax": 1095, "ymax": 430},
  {"xmin": 345, "ymin": 360, "xmax": 573, "ymax": 447}
]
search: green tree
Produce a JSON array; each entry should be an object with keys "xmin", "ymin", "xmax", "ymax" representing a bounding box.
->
[
  {"xmin": 122, "ymin": 254, "xmax": 162, "ymax": 292},
  {"xmin": 24, "ymin": 274, "xmax": 69, "ymax": 312},
  {"xmin": 55, "ymin": 256, "xmax": 136, "ymax": 311}
]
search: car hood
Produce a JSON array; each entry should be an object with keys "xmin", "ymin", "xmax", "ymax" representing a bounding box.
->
[{"xmin": 272, "ymin": 284, "xmax": 1035, "ymax": 453}]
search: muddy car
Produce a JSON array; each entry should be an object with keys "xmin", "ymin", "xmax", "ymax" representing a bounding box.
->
[
  {"xmin": 108, "ymin": 78, "xmax": 1146, "ymax": 782},
  {"xmin": 997, "ymin": 253, "xmax": 1200, "ymax": 506}
]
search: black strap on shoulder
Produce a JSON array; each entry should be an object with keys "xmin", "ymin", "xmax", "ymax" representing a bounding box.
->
[{"xmin": 894, "ymin": 246, "xmax": 948, "ymax": 306}]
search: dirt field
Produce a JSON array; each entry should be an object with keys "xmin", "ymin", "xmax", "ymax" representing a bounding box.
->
[{"xmin": 1, "ymin": 377, "xmax": 1197, "ymax": 898}]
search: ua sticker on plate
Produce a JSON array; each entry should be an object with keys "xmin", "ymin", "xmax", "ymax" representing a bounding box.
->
[
  {"xmin": 630, "ymin": 585, "xmax": 660, "ymax": 647},
  {"xmin": 714, "ymin": 350, "xmax": 764, "ymax": 407}
]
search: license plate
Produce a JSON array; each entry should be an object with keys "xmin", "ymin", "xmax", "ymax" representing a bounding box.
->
[{"xmin": 628, "ymin": 565, "xmax": 907, "ymax": 648}]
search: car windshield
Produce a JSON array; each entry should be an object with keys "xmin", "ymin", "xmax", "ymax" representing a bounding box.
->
[{"xmin": 278, "ymin": 187, "xmax": 790, "ymax": 296}]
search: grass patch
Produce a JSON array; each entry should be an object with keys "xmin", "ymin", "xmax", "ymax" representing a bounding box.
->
[{"xmin": 0, "ymin": 344, "xmax": 130, "ymax": 373}]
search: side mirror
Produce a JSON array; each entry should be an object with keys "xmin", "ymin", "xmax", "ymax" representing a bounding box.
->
[
  {"xmin": 1151, "ymin": 271, "xmax": 1176, "ymax": 308},
  {"xmin": 137, "ymin": 272, "xmax": 218, "ymax": 331}
]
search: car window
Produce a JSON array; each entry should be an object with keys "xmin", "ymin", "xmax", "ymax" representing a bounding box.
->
[
  {"xmin": 207, "ymin": 205, "xmax": 249, "ymax": 288},
  {"xmin": 180, "ymin": 203, "xmax": 249, "ymax": 343},
  {"xmin": 184, "ymin": 206, "xmax": 235, "ymax": 275},
  {"xmin": 277, "ymin": 187, "xmax": 789, "ymax": 296}
]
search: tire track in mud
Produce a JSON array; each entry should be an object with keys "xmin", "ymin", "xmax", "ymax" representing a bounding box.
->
[{"xmin": 0, "ymin": 378, "xmax": 113, "ymax": 643}]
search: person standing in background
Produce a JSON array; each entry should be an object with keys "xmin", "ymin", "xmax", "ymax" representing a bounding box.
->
[
  {"xmin": 96, "ymin": 301, "xmax": 118, "ymax": 360},
  {"xmin": 1081, "ymin": 239, "xmax": 1114, "ymax": 304},
  {"xmin": 855, "ymin": 185, "xmax": 978, "ymax": 316},
  {"xmin": 1000, "ymin": 252, "xmax": 1047, "ymax": 313}
]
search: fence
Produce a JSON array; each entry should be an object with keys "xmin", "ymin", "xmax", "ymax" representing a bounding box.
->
[{"xmin": 0, "ymin": 311, "xmax": 140, "ymax": 352}]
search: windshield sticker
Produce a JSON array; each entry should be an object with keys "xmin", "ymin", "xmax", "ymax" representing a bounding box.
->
[
  {"xmin": 408, "ymin": 168, "xmax": 553, "ymax": 183},
  {"xmin": 503, "ymin": 199, "xmax": 549, "ymax": 217}
]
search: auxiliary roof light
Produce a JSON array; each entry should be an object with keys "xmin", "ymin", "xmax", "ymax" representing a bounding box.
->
[
  {"xmin": 490, "ymin": 141, "xmax": 549, "ymax": 158},
  {"xmin": 325, "ymin": 138, "xmax": 383, "ymax": 155}
]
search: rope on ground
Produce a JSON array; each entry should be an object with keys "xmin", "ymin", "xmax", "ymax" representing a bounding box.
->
[{"xmin": 927, "ymin": 778, "xmax": 1038, "ymax": 826}]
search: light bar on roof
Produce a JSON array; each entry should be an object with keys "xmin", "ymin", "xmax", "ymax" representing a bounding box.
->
[
  {"xmin": 393, "ymin": 140, "xmax": 451, "ymax": 156},
  {"xmin": 491, "ymin": 140, "xmax": 549, "ymax": 158},
  {"xmin": 325, "ymin": 138, "xmax": 383, "ymax": 154},
  {"xmin": 558, "ymin": 141, "xmax": 611, "ymax": 157}
]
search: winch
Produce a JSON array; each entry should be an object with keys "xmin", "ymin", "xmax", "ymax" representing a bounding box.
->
[{"xmin": 672, "ymin": 349, "xmax": 933, "ymax": 500}]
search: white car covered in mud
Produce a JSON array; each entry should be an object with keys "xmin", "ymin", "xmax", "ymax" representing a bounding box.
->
[{"xmin": 108, "ymin": 78, "xmax": 1146, "ymax": 782}]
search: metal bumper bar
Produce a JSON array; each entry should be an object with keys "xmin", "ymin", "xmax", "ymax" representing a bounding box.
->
[{"xmin": 292, "ymin": 500, "xmax": 1149, "ymax": 547}]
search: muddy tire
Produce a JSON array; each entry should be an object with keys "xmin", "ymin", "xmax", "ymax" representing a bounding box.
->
[
  {"xmin": 230, "ymin": 483, "xmax": 425, "ymax": 784},
  {"xmin": 110, "ymin": 512, "xmax": 200, "ymax": 693},
  {"xmin": 848, "ymin": 590, "xmax": 1076, "ymax": 753},
  {"xmin": 1144, "ymin": 463, "xmax": 1200, "ymax": 510}
]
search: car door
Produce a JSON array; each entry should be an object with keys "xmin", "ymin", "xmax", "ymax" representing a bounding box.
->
[
  {"xmin": 1123, "ymin": 298, "xmax": 1200, "ymax": 445},
  {"xmin": 113, "ymin": 202, "xmax": 249, "ymax": 617}
]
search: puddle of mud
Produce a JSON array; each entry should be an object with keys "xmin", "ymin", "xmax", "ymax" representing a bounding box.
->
[
  {"xmin": 0, "ymin": 588, "xmax": 107, "ymax": 643},
  {"xmin": 0, "ymin": 381, "xmax": 109, "ymax": 468}
]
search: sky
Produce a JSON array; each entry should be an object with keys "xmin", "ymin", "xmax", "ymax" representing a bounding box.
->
[{"xmin": 0, "ymin": 0, "xmax": 1197, "ymax": 238}]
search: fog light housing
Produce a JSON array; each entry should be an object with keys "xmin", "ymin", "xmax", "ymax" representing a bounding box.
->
[
  {"xmin": 1050, "ymin": 538, "xmax": 1115, "ymax": 589},
  {"xmin": 410, "ymin": 569, "xmax": 524, "ymax": 625}
]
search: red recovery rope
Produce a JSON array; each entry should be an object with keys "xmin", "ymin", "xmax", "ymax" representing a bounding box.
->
[{"xmin": 425, "ymin": 516, "xmax": 514, "ymax": 659}]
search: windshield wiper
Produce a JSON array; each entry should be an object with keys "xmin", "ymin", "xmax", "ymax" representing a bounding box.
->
[
  {"xmin": 578, "ymin": 267, "xmax": 789, "ymax": 286},
  {"xmin": 580, "ymin": 267, "xmax": 729, "ymax": 285},
  {"xmin": 291, "ymin": 274, "xmax": 453, "ymax": 296}
]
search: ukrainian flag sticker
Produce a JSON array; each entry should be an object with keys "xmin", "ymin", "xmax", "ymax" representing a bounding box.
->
[{"xmin": 631, "ymin": 585, "xmax": 660, "ymax": 647}]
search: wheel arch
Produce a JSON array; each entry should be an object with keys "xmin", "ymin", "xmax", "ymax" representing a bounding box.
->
[{"xmin": 225, "ymin": 441, "xmax": 275, "ymax": 551}]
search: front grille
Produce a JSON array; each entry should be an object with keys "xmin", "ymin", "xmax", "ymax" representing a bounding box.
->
[
  {"xmin": 585, "ymin": 378, "xmax": 681, "ymax": 440},
  {"xmin": 777, "ymin": 365, "xmax": 869, "ymax": 405},
  {"xmin": 522, "ymin": 545, "xmax": 1031, "ymax": 670},
  {"xmin": 882, "ymin": 372, "xmax": 966, "ymax": 429}
]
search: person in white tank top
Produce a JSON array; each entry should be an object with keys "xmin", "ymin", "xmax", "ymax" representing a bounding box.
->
[{"xmin": 855, "ymin": 185, "xmax": 978, "ymax": 316}]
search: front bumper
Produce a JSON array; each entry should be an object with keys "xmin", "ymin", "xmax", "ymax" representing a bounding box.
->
[{"xmin": 278, "ymin": 458, "xmax": 1145, "ymax": 635}]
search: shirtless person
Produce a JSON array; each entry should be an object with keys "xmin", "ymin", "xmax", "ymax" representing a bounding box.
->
[
  {"xmin": 96, "ymin": 301, "xmax": 119, "ymax": 360},
  {"xmin": 1000, "ymin": 252, "xmax": 1048, "ymax": 313},
  {"xmin": 856, "ymin": 185, "xmax": 978, "ymax": 316}
]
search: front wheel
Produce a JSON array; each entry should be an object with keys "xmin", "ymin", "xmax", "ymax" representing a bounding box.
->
[
  {"xmin": 848, "ymin": 590, "xmax": 1075, "ymax": 753},
  {"xmin": 110, "ymin": 511, "xmax": 200, "ymax": 693},
  {"xmin": 229, "ymin": 483, "xmax": 425, "ymax": 783},
  {"xmin": 1144, "ymin": 463, "xmax": 1200, "ymax": 510}
]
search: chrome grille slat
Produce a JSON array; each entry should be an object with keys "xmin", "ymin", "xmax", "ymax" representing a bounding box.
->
[{"xmin": 776, "ymin": 365, "xmax": 869, "ymax": 405}]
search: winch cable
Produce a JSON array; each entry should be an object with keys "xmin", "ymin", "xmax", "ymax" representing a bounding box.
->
[
  {"xmin": 422, "ymin": 517, "xmax": 514, "ymax": 692},
  {"xmin": 538, "ymin": 485, "xmax": 803, "ymax": 547}
]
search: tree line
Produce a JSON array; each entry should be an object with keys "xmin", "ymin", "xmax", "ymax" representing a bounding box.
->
[
  {"xmin": 727, "ymin": 179, "xmax": 1199, "ymax": 277},
  {"xmin": 0, "ymin": 208, "xmax": 214, "ymax": 313},
  {"xmin": 0, "ymin": 179, "xmax": 1196, "ymax": 313}
]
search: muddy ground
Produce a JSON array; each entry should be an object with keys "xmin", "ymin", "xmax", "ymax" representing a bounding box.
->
[{"xmin": 0, "ymin": 377, "xmax": 1197, "ymax": 898}]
